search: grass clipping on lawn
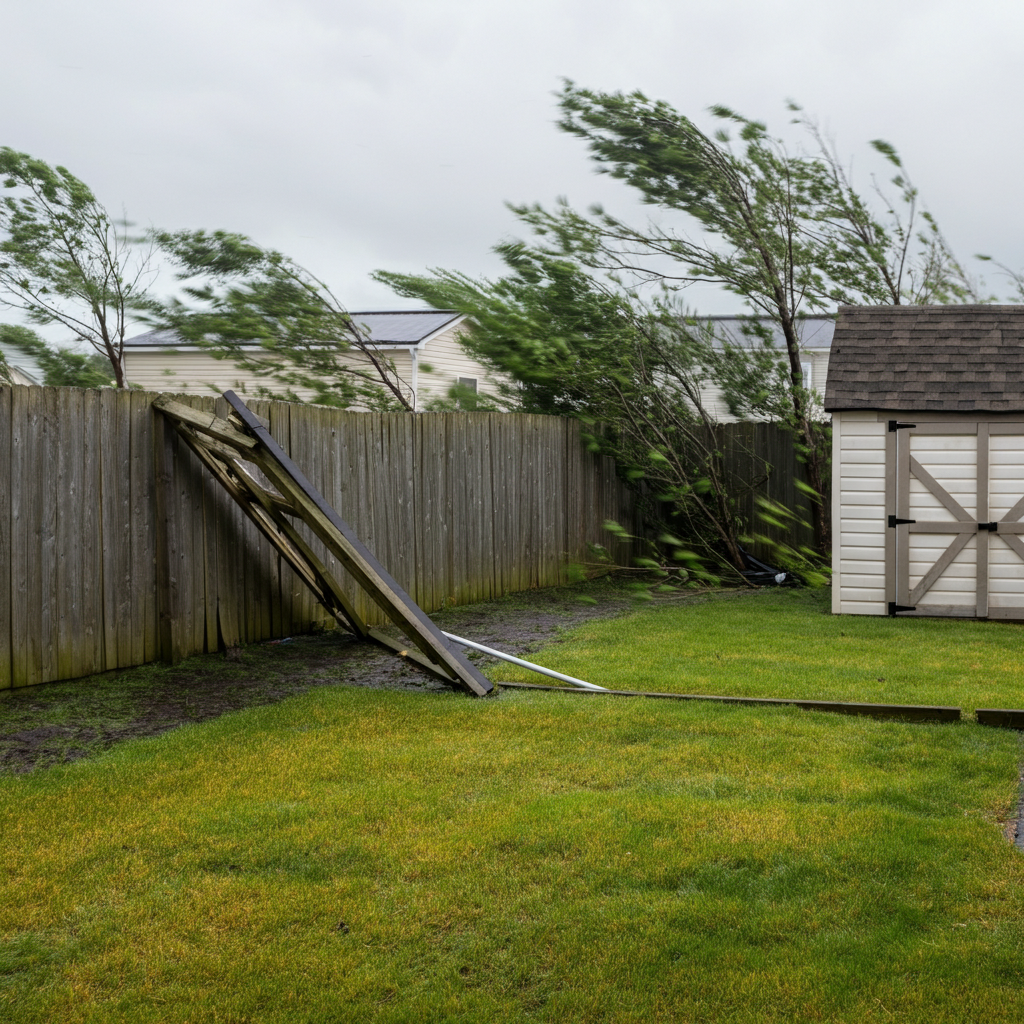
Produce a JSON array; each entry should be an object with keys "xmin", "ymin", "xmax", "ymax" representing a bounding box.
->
[{"xmin": 0, "ymin": 590, "xmax": 1023, "ymax": 1022}]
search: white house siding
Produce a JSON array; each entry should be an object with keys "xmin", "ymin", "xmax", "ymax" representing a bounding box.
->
[
  {"xmin": 124, "ymin": 347, "xmax": 416, "ymax": 407},
  {"xmin": 832, "ymin": 411, "xmax": 887, "ymax": 615},
  {"xmin": 988, "ymin": 432, "xmax": 1024, "ymax": 611},
  {"xmin": 6, "ymin": 364, "xmax": 40, "ymax": 386},
  {"xmin": 694, "ymin": 348, "xmax": 831, "ymax": 423},
  {"xmin": 415, "ymin": 325, "xmax": 506, "ymax": 404}
]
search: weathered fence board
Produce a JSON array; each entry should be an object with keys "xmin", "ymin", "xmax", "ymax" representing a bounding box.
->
[{"xmin": 0, "ymin": 386, "xmax": 9, "ymax": 689}]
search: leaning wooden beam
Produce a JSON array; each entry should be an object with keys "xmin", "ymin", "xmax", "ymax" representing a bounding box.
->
[{"xmin": 153, "ymin": 392, "xmax": 493, "ymax": 697}]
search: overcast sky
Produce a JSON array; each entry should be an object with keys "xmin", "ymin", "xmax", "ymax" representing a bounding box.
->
[{"xmin": 3, "ymin": 0, "xmax": 1023, "ymax": 333}]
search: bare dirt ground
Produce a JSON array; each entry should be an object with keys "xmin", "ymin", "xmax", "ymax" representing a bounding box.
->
[{"xmin": 0, "ymin": 578, "xmax": 645, "ymax": 774}]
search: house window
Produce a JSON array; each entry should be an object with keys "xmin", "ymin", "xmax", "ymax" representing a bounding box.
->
[
  {"xmin": 801, "ymin": 361, "xmax": 813, "ymax": 388},
  {"xmin": 458, "ymin": 377, "xmax": 478, "ymax": 393}
]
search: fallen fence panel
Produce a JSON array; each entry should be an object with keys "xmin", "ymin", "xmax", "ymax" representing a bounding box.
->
[{"xmin": 155, "ymin": 391, "xmax": 494, "ymax": 697}]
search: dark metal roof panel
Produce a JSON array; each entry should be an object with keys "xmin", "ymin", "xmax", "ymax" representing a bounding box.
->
[
  {"xmin": 124, "ymin": 310, "xmax": 462, "ymax": 348},
  {"xmin": 348, "ymin": 310, "xmax": 461, "ymax": 343},
  {"xmin": 695, "ymin": 315, "xmax": 835, "ymax": 350}
]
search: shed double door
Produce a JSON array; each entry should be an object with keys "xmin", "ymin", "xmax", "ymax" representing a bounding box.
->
[{"xmin": 887, "ymin": 418, "xmax": 1024, "ymax": 619}]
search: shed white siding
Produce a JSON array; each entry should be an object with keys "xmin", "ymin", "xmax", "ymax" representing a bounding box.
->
[{"xmin": 832, "ymin": 411, "xmax": 887, "ymax": 615}]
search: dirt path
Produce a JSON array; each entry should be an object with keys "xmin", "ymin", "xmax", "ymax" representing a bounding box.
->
[{"xmin": 0, "ymin": 579, "xmax": 647, "ymax": 773}]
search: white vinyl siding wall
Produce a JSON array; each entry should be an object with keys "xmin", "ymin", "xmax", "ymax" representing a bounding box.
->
[
  {"xmin": 832, "ymin": 411, "xmax": 887, "ymax": 615},
  {"xmin": 415, "ymin": 325, "xmax": 506, "ymax": 404},
  {"xmin": 123, "ymin": 324, "xmax": 503, "ymax": 411},
  {"xmin": 695, "ymin": 348, "xmax": 830, "ymax": 423},
  {"xmin": 124, "ymin": 348, "xmax": 416, "ymax": 407}
]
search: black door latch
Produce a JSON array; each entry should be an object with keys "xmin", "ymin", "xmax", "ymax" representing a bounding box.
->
[{"xmin": 888, "ymin": 515, "xmax": 916, "ymax": 527}]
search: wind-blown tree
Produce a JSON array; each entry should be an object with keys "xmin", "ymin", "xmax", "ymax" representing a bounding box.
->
[
  {"xmin": 504, "ymin": 83, "xmax": 984, "ymax": 554},
  {"xmin": 150, "ymin": 230, "xmax": 415, "ymax": 411},
  {"xmin": 0, "ymin": 322, "xmax": 113, "ymax": 387},
  {"xmin": 379, "ymin": 243, "xmax": 766, "ymax": 576},
  {"xmin": 0, "ymin": 148, "xmax": 153, "ymax": 387}
]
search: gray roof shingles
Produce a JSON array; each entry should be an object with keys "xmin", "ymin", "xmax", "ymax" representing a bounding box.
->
[{"xmin": 824, "ymin": 305, "xmax": 1024, "ymax": 413}]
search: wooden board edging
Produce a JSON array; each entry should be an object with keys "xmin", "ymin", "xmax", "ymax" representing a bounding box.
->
[
  {"xmin": 976, "ymin": 709, "xmax": 1024, "ymax": 729},
  {"xmin": 496, "ymin": 682, "xmax": 962, "ymax": 723}
]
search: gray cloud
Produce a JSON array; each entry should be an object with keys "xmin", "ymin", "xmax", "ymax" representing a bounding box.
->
[{"xmin": 2, "ymin": 0, "xmax": 1022, "ymax": 329}]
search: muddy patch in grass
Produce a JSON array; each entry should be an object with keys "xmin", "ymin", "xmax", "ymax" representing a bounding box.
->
[{"xmin": 3, "ymin": 578, "xmax": 728, "ymax": 773}]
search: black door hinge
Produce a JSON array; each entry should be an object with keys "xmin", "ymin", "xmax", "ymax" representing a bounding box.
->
[
  {"xmin": 888, "ymin": 420, "xmax": 918, "ymax": 432},
  {"xmin": 888, "ymin": 515, "xmax": 916, "ymax": 527},
  {"xmin": 888, "ymin": 602, "xmax": 917, "ymax": 616},
  {"xmin": 978, "ymin": 522, "xmax": 999, "ymax": 532}
]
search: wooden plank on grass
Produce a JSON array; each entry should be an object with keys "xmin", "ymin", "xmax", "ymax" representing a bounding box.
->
[
  {"xmin": 976, "ymin": 709, "xmax": 1024, "ymax": 729},
  {"xmin": 497, "ymin": 682, "xmax": 962, "ymax": 723}
]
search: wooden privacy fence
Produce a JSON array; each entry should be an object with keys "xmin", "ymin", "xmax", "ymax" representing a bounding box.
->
[
  {"xmin": 0, "ymin": 387, "xmax": 638, "ymax": 690},
  {"xmin": 715, "ymin": 421, "xmax": 818, "ymax": 553}
]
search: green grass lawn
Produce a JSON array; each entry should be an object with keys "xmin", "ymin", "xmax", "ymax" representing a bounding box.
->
[
  {"xmin": 2, "ymin": 589, "xmax": 1024, "ymax": 1023},
  {"xmin": 494, "ymin": 588, "xmax": 1024, "ymax": 713}
]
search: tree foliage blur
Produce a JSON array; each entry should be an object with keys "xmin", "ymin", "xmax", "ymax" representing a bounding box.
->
[
  {"xmin": 148, "ymin": 230, "xmax": 416, "ymax": 411},
  {"xmin": 384, "ymin": 84, "xmax": 986, "ymax": 559},
  {"xmin": 380, "ymin": 244, "xmax": 769, "ymax": 576},
  {"xmin": 0, "ymin": 149, "xmax": 152, "ymax": 387},
  {"xmin": 0, "ymin": 323, "xmax": 114, "ymax": 388}
]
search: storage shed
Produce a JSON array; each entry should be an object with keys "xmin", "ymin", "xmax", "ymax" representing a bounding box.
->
[{"xmin": 825, "ymin": 305, "xmax": 1024, "ymax": 619}]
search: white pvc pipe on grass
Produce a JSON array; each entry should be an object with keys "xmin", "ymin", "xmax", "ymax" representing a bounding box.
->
[{"xmin": 442, "ymin": 631, "xmax": 608, "ymax": 691}]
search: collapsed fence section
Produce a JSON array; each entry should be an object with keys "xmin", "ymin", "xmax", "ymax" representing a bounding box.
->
[{"xmin": 0, "ymin": 387, "xmax": 638, "ymax": 689}]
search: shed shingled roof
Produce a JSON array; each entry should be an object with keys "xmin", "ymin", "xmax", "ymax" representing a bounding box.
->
[{"xmin": 824, "ymin": 305, "xmax": 1024, "ymax": 413}]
